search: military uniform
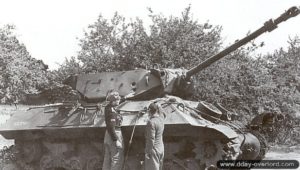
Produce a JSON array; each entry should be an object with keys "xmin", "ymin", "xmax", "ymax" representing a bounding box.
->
[
  {"xmin": 102, "ymin": 103, "xmax": 124, "ymax": 170},
  {"xmin": 145, "ymin": 114, "xmax": 165, "ymax": 170}
]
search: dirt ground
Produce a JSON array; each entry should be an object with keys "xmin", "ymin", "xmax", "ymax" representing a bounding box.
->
[
  {"xmin": 266, "ymin": 148, "xmax": 300, "ymax": 161},
  {"xmin": 259, "ymin": 148, "xmax": 300, "ymax": 170}
]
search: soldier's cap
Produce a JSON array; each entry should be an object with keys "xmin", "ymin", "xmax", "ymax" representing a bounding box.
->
[
  {"xmin": 148, "ymin": 102, "xmax": 159, "ymax": 113},
  {"xmin": 106, "ymin": 91, "xmax": 121, "ymax": 102}
]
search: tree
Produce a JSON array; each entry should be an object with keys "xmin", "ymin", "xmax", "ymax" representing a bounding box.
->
[
  {"xmin": 267, "ymin": 36, "xmax": 300, "ymax": 115},
  {"xmin": 0, "ymin": 25, "xmax": 49, "ymax": 103},
  {"xmin": 51, "ymin": 56, "xmax": 82, "ymax": 83},
  {"xmin": 75, "ymin": 6, "xmax": 222, "ymax": 73}
]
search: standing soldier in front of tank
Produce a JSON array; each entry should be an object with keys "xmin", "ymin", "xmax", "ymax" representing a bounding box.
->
[
  {"xmin": 145, "ymin": 102, "xmax": 165, "ymax": 170},
  {"xmin": 102, "ymin": 91, "xmax": 124, "ymax": 170}
]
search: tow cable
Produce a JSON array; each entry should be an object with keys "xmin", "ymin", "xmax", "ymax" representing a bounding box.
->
[{"xmin": 122, "ymin": 110, "xmax": 145, "ymax": 170}]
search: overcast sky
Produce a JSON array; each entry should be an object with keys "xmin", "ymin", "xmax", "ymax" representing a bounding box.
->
[{"xmin": 0, "ymin": 0, "xmax": 299, "ymax": 70}]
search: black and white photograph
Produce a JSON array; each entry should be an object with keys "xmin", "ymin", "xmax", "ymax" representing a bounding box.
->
[{"xmin": 0, "ymin": 0, "xmax": 300, "ymax": 169}]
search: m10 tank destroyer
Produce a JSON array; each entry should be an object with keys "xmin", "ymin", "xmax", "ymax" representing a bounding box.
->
[{"xmin": 0, "ymin": 6, "xmax": 299, "ymax": 170}]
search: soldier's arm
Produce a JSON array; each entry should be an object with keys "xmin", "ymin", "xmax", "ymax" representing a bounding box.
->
[
  {"xmin": 145, "ymin": 120, "xmax": 155, "ymax": 154},
  {"xmin": 105, "ymin": 107, "xmax": 118, "ymax": 141}
]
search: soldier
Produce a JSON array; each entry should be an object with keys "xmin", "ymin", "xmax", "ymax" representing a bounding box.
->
[
  {"xmin": 102, "ymin": 91, "xmax": 124, "ymax": 170},
  {"xmin": 145, "ymin": 102, "xmax": 165, "ymax": 170}
]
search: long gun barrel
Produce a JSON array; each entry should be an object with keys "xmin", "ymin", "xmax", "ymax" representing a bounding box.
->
[{"xmin": 186, "ymin": 6, "xmax": 300, "ymax": 78}]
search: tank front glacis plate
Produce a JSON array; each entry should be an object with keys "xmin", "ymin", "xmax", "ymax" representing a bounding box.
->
[{"xmin": 0, "ymin": 108, "xmax": 51, "ymax": 131}]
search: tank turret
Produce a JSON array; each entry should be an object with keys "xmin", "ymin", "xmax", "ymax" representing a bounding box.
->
[{"xmin": 65, "ymin": 6, "xmax": 300, "ymax": 101}]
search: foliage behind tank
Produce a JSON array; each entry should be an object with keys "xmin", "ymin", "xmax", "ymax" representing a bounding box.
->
[{"xmin": 0, "ymin": 6, "xmax": 299, "ymax": 170}]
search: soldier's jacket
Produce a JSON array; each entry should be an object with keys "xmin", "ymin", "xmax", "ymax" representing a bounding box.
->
[
  {"xmin": 145, "ymin": 114, "xmax": 164, "ymax": 154},
  {"xmin": 104, "ymin": 103, "xmax": 123, "ymax": 141}
]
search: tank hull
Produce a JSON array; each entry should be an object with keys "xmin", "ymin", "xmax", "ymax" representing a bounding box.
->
[{"xmin": 0, "ymin": 96, "xmax": 266, "ymax": 170}]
